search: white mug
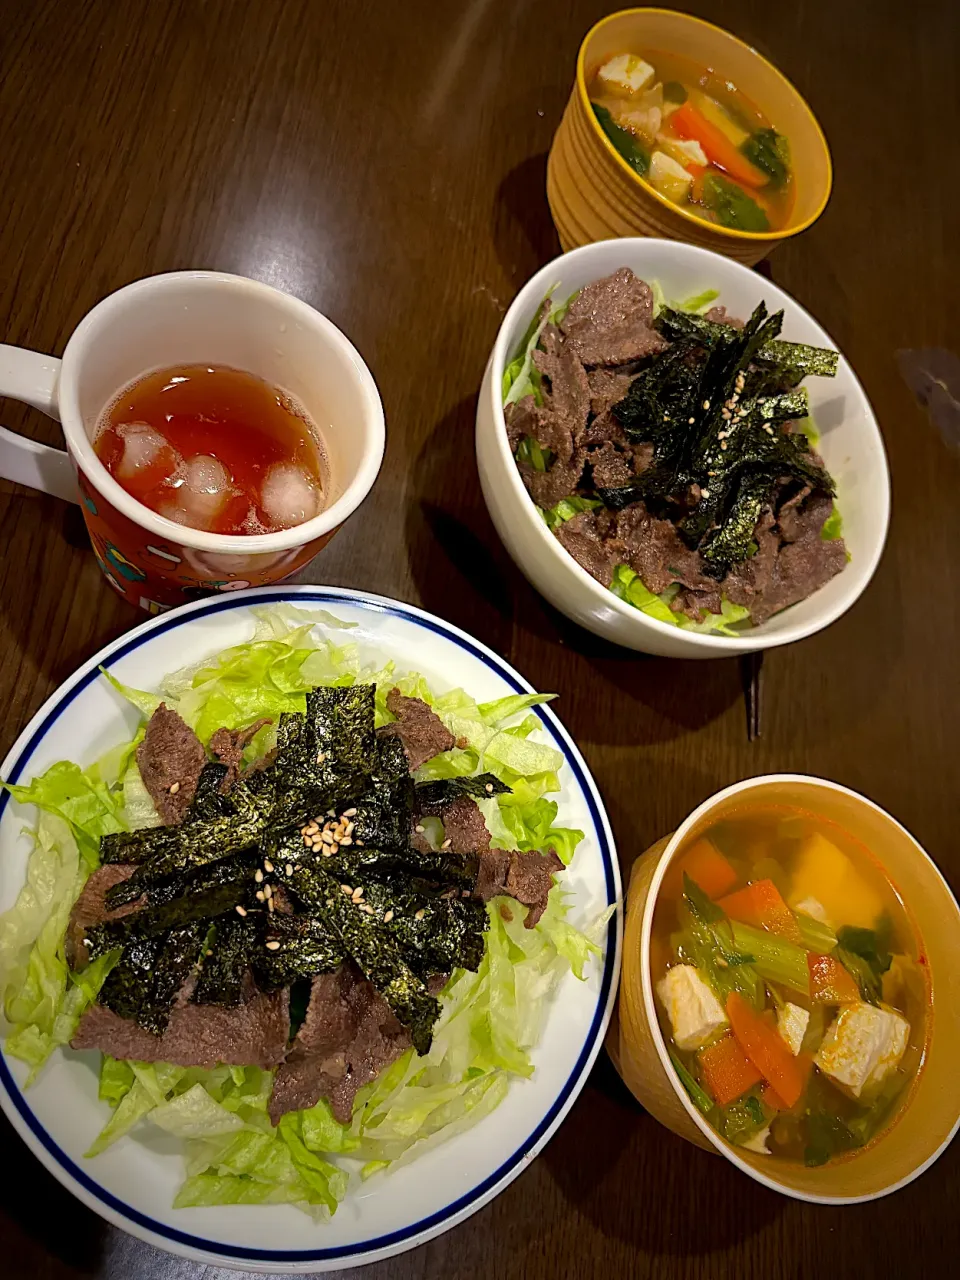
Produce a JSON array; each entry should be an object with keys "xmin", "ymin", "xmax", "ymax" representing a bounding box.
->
[{"xmin": 0, "ymin": 271, "xmax": 385, "ymax": 611}]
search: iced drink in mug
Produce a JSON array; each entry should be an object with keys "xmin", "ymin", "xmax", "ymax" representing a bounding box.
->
[{"xmin": 0, "ymin": 272, "xmax": 384, "ymax": 611}]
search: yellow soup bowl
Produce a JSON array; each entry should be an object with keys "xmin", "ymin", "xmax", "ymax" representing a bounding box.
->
[
  {"xmin": 547, "ymin": 9, "xmax": 832, "ymax": 264},
  {"xmin": 611, "ymin": 775, "xmax": 960, "ymax": 1201}
]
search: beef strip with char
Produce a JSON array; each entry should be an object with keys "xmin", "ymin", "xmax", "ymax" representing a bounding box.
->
[
  {"xmin": 209, "ymin": 718, "xmax": 272, "ymax": 789},
  {"xmin": 560, "ymin": 268, "xmax": 668, "ymax": 366},
  {"xmin": 555, "ymin": 510, "xmax": 619, "ymax": 589},
  {"xmin": 136, "ymin": 704, "xmax": 208, "ymax": 824},
  {"xmin": 72, "ymin": 973, "xmax": 290, "ymax": 1069},
  {"xmin": 475, "ymin": 847, "xmax": 565, "ymax": 928},
  {"xmin": 380, "ymin": 688, "xmax": 455, "ymax": 771}
]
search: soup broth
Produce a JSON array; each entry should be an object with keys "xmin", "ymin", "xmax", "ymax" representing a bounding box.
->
[
  {"xmin": 94, "ymin": 365, "xmax": 328, "ymax": 535},
  {"xmin": 589, "ymin": 49, "xmax": 796, "ymax": 233},
  {"xmin": 652, "ymin": 805, "xmax": 929, "ymax": 1166}
]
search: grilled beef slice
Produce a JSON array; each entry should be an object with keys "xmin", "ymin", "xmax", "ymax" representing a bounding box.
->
[
  {"xmin": 136, "ymin": 704, "xmax": 207, "ymax": 824},
  {"xmin": 380, "ymin": 688, "xmax": 456, "ymax": 771}
]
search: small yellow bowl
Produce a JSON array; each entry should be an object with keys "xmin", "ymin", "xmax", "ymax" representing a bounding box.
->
[
  {"xmin": 547, "ymin": 9, "xmax": 833, "ymax": 264},
  {"xmin": 612, "ymin": 776, "xmax": 960, "ymax": 1202}
]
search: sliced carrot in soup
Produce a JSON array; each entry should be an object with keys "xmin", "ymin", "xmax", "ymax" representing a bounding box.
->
[
  {"xmin": 808, "ymin": 953, "xmax": 861, "ymax": 1004},
  {"xmin": 699, "ymin": 1033, "xmax": 763, "ymax": 1106},
  {"xmin": 717, "ymin": 879, "xmax": 803, "ymax": 944},
  {"xmin": 726, "ymin": 992, "xmax": 806, "ymax": 1108},
  {"xmin": 666, "ymin": 838, "xmax": 739, "ymax": 900}
]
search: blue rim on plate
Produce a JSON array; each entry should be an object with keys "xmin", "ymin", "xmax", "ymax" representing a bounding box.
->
[{"xmin": 0, "ymin": 587, "xmax": 621, "ymax": 1267}]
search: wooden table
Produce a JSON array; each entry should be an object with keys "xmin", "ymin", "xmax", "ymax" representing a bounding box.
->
[{"xmin": 1, "ymin": 1, "xmax": 958, "ymax": 1276}]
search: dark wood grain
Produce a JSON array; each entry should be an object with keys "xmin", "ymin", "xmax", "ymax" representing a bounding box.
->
[{"xmin": 1, "ymin": 0, "xmax": 958, "ymax": 1276}]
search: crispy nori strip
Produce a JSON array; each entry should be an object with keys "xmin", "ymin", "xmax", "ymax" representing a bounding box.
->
[
  {"xmin": 192, "ymin": 916, "xmax": 255, "ymax": 1007},
  {"xmin": 97, "ymin": 933, "xmax": 164, "ymax": 1024},
  {"xmin": 97, "ymin": 922, "xmax": 206, "ymax": 1036},
  {"xmin": 606, "ymin": 302, "xmax": 839, "ymax": 576},
  {"xmin": 314, "ymin": 844, "xmax": 477, "ymax": 888},
  {"xmin": 356, "ymin": 880, "xmax": 488, "ymax": 979},
  {"xmin": 351, "ymin": 734, "xmax": 415, "ymax": 852},
  {"xmin": 654, "ymin": 308, "xmax": 839, "ymax": 379},
  {"xmin": 253, "ymin": 913, "xmax": 345, "ymax": 992},
  {"xmin": 415, "ymin": 774, "xmax": 511, "ymax": 808},
  {"xmin": 287, "ymin": 861, "xmax": 440, "ymax": 1053},
  {"xmin": 92, "ymin": 866, "xmax": 252, "ymax": 953}
]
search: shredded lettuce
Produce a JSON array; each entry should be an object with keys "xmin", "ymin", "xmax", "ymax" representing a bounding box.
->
[
  {"xmin": 0, "ymin": 604, "xmax": 607, "ymax": 1218},
  {"xmin": 610, "ymin": 566, "xmax": 750, "ymax": 637}
]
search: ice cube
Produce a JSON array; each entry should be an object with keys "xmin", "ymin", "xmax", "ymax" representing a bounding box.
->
[
  {"xmin": 114, "ymin": 421, "xmax": 178, "ymax": 484},
  {"xmin": 166, "ymin": 455, "xmax": 233, "ymax": 531},
  {"xmin": 260, "ymin": 463, "xmax": 321, "ymax": 530}
]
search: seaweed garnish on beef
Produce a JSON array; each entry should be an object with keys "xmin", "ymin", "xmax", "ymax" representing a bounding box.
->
[
  {"xmin": 501, "ymin": 268, "xmax": 849, "ymax": 628},
  {"xmin": 71, "ymin": 686, "xmax": 568, "ymax": 1110}
]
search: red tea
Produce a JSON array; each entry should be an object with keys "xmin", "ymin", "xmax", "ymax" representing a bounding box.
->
[{"xmin": 93, "ymin": 365, "xmax": 327, "ymax": 535}]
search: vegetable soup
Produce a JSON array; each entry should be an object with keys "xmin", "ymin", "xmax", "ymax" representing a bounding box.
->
[
  {"xmin": 652, "ymin": 807, "xmax": 929, "ymax": 1166},
  {"xmin": 589, "ymin": 50, "xmax": 795, "ymax": 233}
]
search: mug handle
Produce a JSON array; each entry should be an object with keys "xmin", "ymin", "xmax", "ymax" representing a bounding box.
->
[{"xmin": 0, "ymin": 344, "xmax": 80, "ymax": 503}]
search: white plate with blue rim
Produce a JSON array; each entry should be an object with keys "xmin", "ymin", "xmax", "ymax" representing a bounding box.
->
[{"xmin": 0, "ymin": 586, "xmax": 621, "ymax": 1272}]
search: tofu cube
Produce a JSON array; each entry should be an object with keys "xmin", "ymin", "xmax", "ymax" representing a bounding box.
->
[
  {"xmin": 777, "ymin": 1002, "xmax": 810, "ymax": 1056},
  {"xmin": 656, "ymin": 133, "xmax": 707, "ymax": 169},
  {"xmin": 597, "ymin": 54, "xmax": 655, "ymax": 97},
  {"xmin": 657, "ymin": 964, "xmax": 727, "ymax": 1051},
  {"xmin": 740, "ymin": 1125, "xmax": 771, "ymax": 1155},
  {"xmin": 649, "ymin": 151, "xmax": 693, "ymax": 204},
  {"xmin": 815, "ymin": 1003, "xmax": 910, "ymax": 1098}
]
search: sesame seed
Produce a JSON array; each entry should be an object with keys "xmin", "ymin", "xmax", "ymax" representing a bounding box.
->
[
  {"xmin": 700, "ymin": 487, "xmax": 710, "ymax": 498},
  {"xmin": 325, "ymin": 898, "xmax": 334, "ymax": 908},
  {"xmin": 326, "ymin": 810, "xmax": 335, "ymax": 818},
  {"xmin": 340, "ymin": 836, "xmax": 353, "ymax": 847},
  {"xmin": 363, "ymin": 904, "xmax": 374, "ymax": 914},
  {"xmin": 356, "ymin": 839, "xmax": 364, "ymax": 847},
  {"xmin": 341, "ymin": 884, "xmax": 352, "ymax": 895},
  {"xmin": 485, "ymin": 783, "xmax": 494, "ymax": 793},
  {"xmin": 316, "ymin": 751, "xmax": 326, "ymax": 764},
  {"xmin": 441, "ymin": 838, "xmax": 452, "ymax": 850},
  {"xmin": 720, "ymin": 441, "xmax": 728, "ymax": 451},
  {"xmin": 343, "ymin": 807, "xmax": 357, "ymax": 817},
  {"xmin": 264, "ymin": 884, "xmax": 273, "ymax": 899},
  {"xmin": 256, "ymin": 890, "xmax": 265, "ymax": 902},
  {"xmin": 266, "ymin": 940, "xmax": 280, "ymax": 951},
  {"xmin": 352, "ymin": 887, "xmax": 364, "ymax": 902},
  {"xmin": 321, "ymin": 831, "xmax": 335, "ymax": 845},
  {"xmin": 285, "ymin": 863, "xmax": 293, "ymax": 876},
  {"xmin": 264, "ymin": 860, "xmax": 274, "ymax": 873},
  {"xmin": 687, "ymin": 417, "xmax": 695, "ymax": 424},
  {"xmin": 415, "ymin": 909, "xmax": 425, "ymax": 920},
  {"xmin": 168, "ymin": 781, "xmax": 181, "ymax": 795},
  {"xmin": 323, "ymin": 847, "xmax": 334, "ymax": 857},
  {"xmin": 702, "ymin": 400, "xmax": 710, "ymax": 410},
  {"xmin": 255, "ymin": 869, "xmax": 264, "ymax": 883},
  {"xmin": 267, "ymin": 897, "xmax": 274, "ymax": 912},
  {"xmin": 205, "ymin": 948, "xmax": 213, "ymax": 957},
  {"xmin": 663, "ymin": 413, "xmax": 669, "ymax": 421},
  {"xmin": 415, "ymin": 824, "xmax": 425, "ymax": 834},
  {"xmin": 235, "ymin": 905, "xmax": 247, "ymax": 917},
  {"xmin": 383, "ymin": 910, "xmax": 394, "ymax": 923}
]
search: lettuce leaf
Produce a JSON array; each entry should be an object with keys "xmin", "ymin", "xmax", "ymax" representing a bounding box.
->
[
  {"xmin": 610, "ymin": 566, "xmax": 750, "ymax": 637},
  {"xmin": 503, "ymin": 285, "xmax": 558, "ymax": 406}
]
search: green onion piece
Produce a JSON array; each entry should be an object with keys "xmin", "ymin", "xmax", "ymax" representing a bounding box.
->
[{"xmin": 668, "ymin": 1048, "xmax": 714, "ymax": 1116}]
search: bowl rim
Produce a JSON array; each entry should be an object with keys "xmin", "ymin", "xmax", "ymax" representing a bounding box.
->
[
  {"xmin": 637, "ymin": 773, "xmax": 960, "ymax": 1204},
  {"xmin": 575, "ymin": 7, "xmax": 834, "ymax": 242},
  {"xmin": 487, "ymin": 238, "xmax": 891, "ymax": 653}
]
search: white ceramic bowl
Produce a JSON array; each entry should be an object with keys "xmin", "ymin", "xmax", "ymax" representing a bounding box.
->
[{"xmin": 475, "ymin": 240, "xmax": 890, "ymax": 657}]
